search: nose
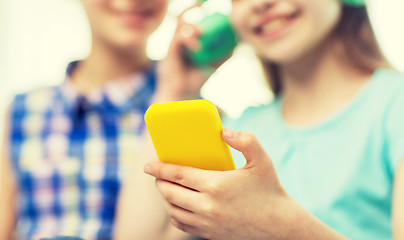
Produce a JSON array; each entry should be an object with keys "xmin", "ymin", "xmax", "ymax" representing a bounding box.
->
[{"xmin": 251, "ymin": 0, "xmax": 275, "ymax": 14}]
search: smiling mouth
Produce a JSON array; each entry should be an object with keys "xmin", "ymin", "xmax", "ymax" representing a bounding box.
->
[
  {"xmin": 115, "ymin": 8, "xmax": 155, "ymax": 27},
  {"xmin": 118, "ymin": 9, "xmax": 154, "ymax": 19},
  {"xmin": 254, "ymin": 11, "xmax": 301, "ymax": 36}
]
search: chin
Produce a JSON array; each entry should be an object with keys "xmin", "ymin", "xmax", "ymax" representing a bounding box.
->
[
  {"xmin": 118, "ymin": 39, "xmax": 145, "ymax": 49},
  {"xmin": 111, "ymin": 34, "xmax": 148, "ymax": 49},
  {"xmin": 257, "ymin": 37, "xmax": 319, "ymax": 65},
  {"xmin": 257, "ymin": 48, "xmax": 303, "ymax": 65}
]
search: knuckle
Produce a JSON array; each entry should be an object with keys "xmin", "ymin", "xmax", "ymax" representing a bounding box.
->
[
  {"xmin": 210, "ymin": 207, "xmax": 220, "ymax": 219},
  {"xmin": 161, "ymin": 187, "xmax": 175, "ymax": 202},
  {"xmin": 177, "ymin": 224, "xmax": 188, "ymax": 233},
  {"xmin": 170, "ymin": 218, "xmax": 181, "ymax": 228},
  {"xmin": 171, "ymin": 167, "xmax": 184, "ymax": 182},
  {"xmin": 166, "ymin": 204, "xmax": 177, "ymax": 217},
  {"xmin": 242, "ymin": 132, "xmax": 257, "ymax": 146},
  {"xmin": 154, "ymin": 166, "xmax": 163, "ymax": 179},
  {"xmin": 170, "ymin": 218, "xmax": 178, "ymax": 227},
  {"xmin": 240, "ymin": 132, "xmax": 259, "ymax": 152},
  {"xmin": 205, "ymin": 181, "xmax": 222, "ymax": 195},
  {"xmin": 172, "ymin": 218, "xmax": 187, "ymax": 232},
  {"xmin": 201, "ymin": 202, "xmax": 212, "ymax": 214},
  {"xmin": 155, "ymin": 178, "xmax": 162, "ymax": 187},
  {"xmin": 165, "ymin": 191, "xmax": 175, "ymax": 203},
  {"xmin": 201, "ymin": 202, "xmax": 217, "ymax": 218},
  {"xmin": 200, "ymin": 218, "xmax": 213, "ymax": 231}
]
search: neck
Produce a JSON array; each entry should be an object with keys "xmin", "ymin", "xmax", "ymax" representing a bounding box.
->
[
  {"xmin": 279, "ymin": 39, "xmax": 373, "ymax": 126},
  {"xmin": 72, "ymin": 38, "xmax": 151, "ymax": 94}
]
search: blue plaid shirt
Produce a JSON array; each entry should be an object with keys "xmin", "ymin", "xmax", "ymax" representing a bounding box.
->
[{"xmin": 9, "ymin": 61, "xmax": 156, "ymax": 240}]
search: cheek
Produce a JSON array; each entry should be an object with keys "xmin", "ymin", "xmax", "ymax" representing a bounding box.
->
[
  {"xmin": 81, "ymin": 0, "xmax": 111, "ymax": 26},
  {"xmin": 157, "ymin": 0, "xmax": 168, "ymax": 11},
  {"xmin": 289, "ymin": 0, "xmax": 341, "ymax": 43},
  {"xmin": 230, "ymin": 8, "xmax": 248, "ymax": 40},
  {"xmin": 308, "ymin": 0, "xmax": 341, "ymax": 31},
  {"xmin": 304, "ymin": 2, "xmax": 341, "ymax": 48},
  {"xmin": 154, "ymin": 1, "xmax": 168, "ymax": 26}
]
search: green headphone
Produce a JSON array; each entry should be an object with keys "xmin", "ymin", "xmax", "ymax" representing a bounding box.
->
[{"xmin": 342, "ymin": 0, "xmax": 366, "ymax": 7}]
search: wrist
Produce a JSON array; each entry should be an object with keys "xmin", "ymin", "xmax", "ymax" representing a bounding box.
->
[
  {"xmin": 271, "ymin": 194, "xmax": 347, "ymax": 240},
  {"xmin": 150, "ymin": 91, "xmax": 183, "ymax": 104},
  {"xmin": 151, "ymin": 90, "xmax": 202, "ymax": 104}
]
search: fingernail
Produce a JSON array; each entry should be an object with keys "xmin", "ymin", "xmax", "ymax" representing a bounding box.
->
[
  {"xmin": 180, "ymin": 25, "xmax": 194, "ymax": 38},
  {"xmin": 144, "ymin": 164, "xmax": 152, "ymax": 174},
  {"xmin": 223, "ymin": 128, "xmax": 237, "ymax": 138}
]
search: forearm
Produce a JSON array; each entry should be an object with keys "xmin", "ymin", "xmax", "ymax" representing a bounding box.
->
[
  {"xmin": 1, "ymin": 138, "xmax": 16, "ymax": 238},
  {"xmin": 266, "ymin": 195, "xmax": 348, "ymax": 240},
  {"xmin": 114, "ymin": 132, "xmax": 190, "ymax": 240},
  {"xmin": 115, "ymin": 159, "xmax": 167, "ymax": 240},
  {"xmin": 0, "ymin": 193, "xmax": 16, "ymax": 239},
  {"xmin": 0, "ymin": 152, "xmax": 17, "ymax": 238},
  {"xmin": 115, "ymin": 168, "xmax": 190, "ymax": 240}
]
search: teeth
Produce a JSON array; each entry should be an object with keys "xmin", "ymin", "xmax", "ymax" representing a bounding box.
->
[{"xmin": 262, "ymin": 18, "xmax": 287, "ymax": 33}]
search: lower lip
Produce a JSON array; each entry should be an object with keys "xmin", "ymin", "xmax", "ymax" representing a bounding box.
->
[
  {"xmin": 119, "ymin": 13, "xmax": 150, "ymax": 28},
  {"xmin": 258, "ymin": 14, "xmax": 299, "ymax": 40}
]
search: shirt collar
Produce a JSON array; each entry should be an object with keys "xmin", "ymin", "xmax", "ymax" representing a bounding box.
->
[{"xmin": 57, "ymin": 61, "xmax": 156, "ymax": 117}]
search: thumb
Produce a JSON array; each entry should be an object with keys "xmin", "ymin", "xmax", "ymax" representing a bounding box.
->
[{"xmin": 222, "ymin": 128, "xmax": 270, "ymax": 168}]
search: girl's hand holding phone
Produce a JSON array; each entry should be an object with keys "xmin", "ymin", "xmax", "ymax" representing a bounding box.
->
[
  {"xmin": 144, "ymin": 129, "xmax": 347, "ymax": 240},
  {"xmin": 144, "ymin": 129, "xmax": 286, "ymax": 239}
]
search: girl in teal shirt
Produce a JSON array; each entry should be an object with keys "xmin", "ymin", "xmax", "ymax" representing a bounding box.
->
[{"xmin": 145, "ymin": 0, "xmax": 404, "ymax": 239}]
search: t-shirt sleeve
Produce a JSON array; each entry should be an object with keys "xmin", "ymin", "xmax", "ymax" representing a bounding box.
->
[{"xmin": 387, "ymin": 90, "xmax": 404, "ymax": 172}]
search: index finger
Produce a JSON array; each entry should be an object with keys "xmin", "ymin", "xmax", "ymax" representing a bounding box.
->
[
  {"xmin": 177, "ymin": 1, "xmax": 202, "ymax": 21},
  {"xmin": 144, "ymin": 161, "xmax": 216, "ymax": 191}
]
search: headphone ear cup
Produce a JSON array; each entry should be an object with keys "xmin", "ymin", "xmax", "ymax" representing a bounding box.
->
[{"xmin": 341, "ymin": 0, "xmax": 366, "ymax": 7}]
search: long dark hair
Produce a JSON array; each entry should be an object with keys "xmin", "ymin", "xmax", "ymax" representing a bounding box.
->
[{"xmin": 262, "ymin": 6, "xmax": 391, "ymax": 96}]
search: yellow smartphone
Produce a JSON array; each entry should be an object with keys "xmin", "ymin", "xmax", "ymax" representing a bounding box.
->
[{"xmin": 144, "ymin": 99, "xmax": 235, "ymax": 171}]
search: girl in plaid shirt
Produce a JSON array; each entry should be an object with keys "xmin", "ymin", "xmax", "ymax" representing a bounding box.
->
[{"xmin": 0, "ymin": 0, "xmax": 206, "ymax": 239}]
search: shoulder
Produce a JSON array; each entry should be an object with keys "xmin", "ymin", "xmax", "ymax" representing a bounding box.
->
[
  {"xmin": 359, "ymin": 69, "xmax": 404, "ymax": 117},
  {"xmin": 241, "ymin": 102, "xmax": 276, "ymax": 120},
  {"xmin": 374, "ymin": 70, "xmax": 404, "ymax": 172},
  {"xmin": 374, "ymin": 68, "xmax": 404, "ymax": 82},
  {"xmin": 10, "ymin": 86, "xmax": 60, "ymax": 116},
  {"xmin": 372, "ymin": 69, "xmax": 404, "ymax": 97},
  {"xmin": 375, "ymin": 69, "xmax": 404, "ymax": 113},
  {"xmin": 8, "ymin": 86, "xmax": 64, "ymax": 144}
]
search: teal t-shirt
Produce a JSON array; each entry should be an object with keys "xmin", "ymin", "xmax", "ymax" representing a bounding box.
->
[{"xmin": 224, "ymin": 69, "xmax": 404, "ymax": 239}]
